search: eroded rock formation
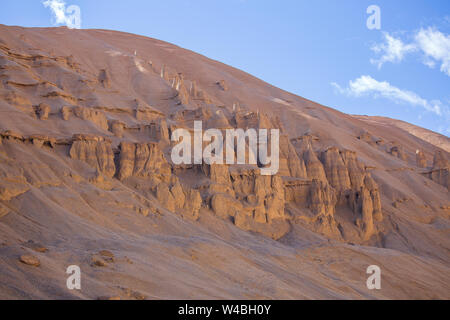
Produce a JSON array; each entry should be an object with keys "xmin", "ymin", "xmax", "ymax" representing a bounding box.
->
[
  {"xmin": 73, "ymin": 107, "xmax": 109, "ymax": 131},
  {"xmin": 117, "ymin": 142, "xmax": 171, "ymax": 181},
  {"xmin": 69, "ymin": 134, "xmax": 115, "ymax": 178},
  {"xmin": 416, "ymin": 150, "xmax": 427, "ymax": 168},
  {"xmin": 426, "ymin": 151, "xmax": 449, "ymax": 189}
]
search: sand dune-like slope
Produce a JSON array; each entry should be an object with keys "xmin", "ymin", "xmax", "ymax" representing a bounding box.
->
[{"xmin": 0, "ymin": 25, "xmax": 449, "ymax": 299}]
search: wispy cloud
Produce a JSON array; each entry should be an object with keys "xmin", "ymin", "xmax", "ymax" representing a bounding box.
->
[
  {"xmin": 331, "ymin": 75, "xmax": 444, "ymax": 115},
  {"xmin": 370, "ymin": 33, "xmax": 416, "ymax": 68},
  {"xmin": 371, "ymin": 27, "xmax": 450, "ymax": 76},
  {"xmin": 43, "ymin": 0, "xmax": 81, "ymax": 29},
  {"xmin": 415, "ymin": 27, "xmax": 450, "ymax": 76}
]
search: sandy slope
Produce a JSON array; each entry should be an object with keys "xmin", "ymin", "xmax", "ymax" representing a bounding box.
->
[{"xmin": 0, "ymin": 25, "xmax": 449, "ymax": 299}]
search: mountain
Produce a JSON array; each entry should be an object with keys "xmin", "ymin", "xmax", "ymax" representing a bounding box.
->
[{"xmin": 0, "ymin": 24, "xmax": 449, "ymax": 299}]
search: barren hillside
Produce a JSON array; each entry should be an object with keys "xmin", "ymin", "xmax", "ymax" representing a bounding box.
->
[{"xmin": 0, "ymin": 25, "xmax": 449, "ymax": 299}]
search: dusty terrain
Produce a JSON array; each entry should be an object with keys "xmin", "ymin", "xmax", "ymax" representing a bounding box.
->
[{"xmin": 0, "ymin": 24, "xmax": 449, "ymax": 299}]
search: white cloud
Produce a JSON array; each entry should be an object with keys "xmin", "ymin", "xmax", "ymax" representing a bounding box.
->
[
  {"xmin": 371, "ymin": 27, "xmax": 450, "ymax": 76},
  {"xmin": 331, "ymin": 75, "xmax": 443, "ymax": 115},
  {"xmin": 415, "ymin": 27, "xmax": 450, "ymax": 76},
  {"xmin": 370, "ymin": 33, "xmax": 416, "ymax": 68},
  {"xmin": 43, "ymin": 0, "xmax": 81, "ymax": 29}
]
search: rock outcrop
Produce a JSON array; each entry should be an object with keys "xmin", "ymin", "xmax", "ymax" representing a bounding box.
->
[
  {"xmin": 416, "ymin": 150, "xmax": 427, "ymax": 168},
  {"xmin": 35, "ymin": 103, "xmax": 51, "ymax": 120},
  {"xmin": 341, "ymin": 150, "xmax": 366, "ymax": 189},
  {"xmin": 156, "ymin": 178, "xmax": 202, "ymax": 220},
  {"xmin": 109, "ymin": 120, "xmax": 125, "ymax": 138},
  {"xmin": 279, "ymin": 135, "xmax": 307, "ymax": 178},
  {"xmin": 69, "ymin": 134, "xmax": 115, "ymax": 177},
  {"xmin": 117, "ymin": 142, "xmax": 171, "ymax": 181},
  {"xmin": 308, "ymin": 179, "xmax": 336, "ymax": 216},
  {"xmin": 61, "ymin": 106, "xmax": 72, "ymax": 120},
  {"xmin": 320, "ymin": 147, "xmax": 351, "ymax": 190},
  {"xmin": 73, "ymin": 107, "xmax": 109, "ymax": 131},
  {"xmin": 389, "ymin": 145, "xmax": 407, "ymax": 161},
  {"xmin": 349, "ymin": 175, "xmax": 383, "ymax": 240},
  {"xmin": 302, "ymin": 147, "xmax": 327, "ymax": 182},
  {"xmin": 134, "ymin": 99, "xmax": 164, "ymax": 121},
  {"xmin": 426, "ymin": 151, "xmax": 449, "ymax": 189},
  {"xmin": 98, "ymin": 69, "xmax": 110, "ymax": 88},
  {"xmin": 216, "ymin": 80, "xmax": 228, "ymax": 91},
  {"xmin": 207, "ymin": 165, "xmax": 289, "ymax": 239},
  {"xmin": 19, "ymin": 255, "xmax": 40, "ymax": 267}
]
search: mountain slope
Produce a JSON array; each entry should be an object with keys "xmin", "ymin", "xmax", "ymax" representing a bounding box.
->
[{"xmin": 0, "ymin": 25, "xmax": 449, "ymax": 299}]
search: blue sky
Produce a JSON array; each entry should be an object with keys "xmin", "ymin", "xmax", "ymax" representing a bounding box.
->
[{"xmin": 1, "ymin": 0, "xmax": 449, "ymax": 135}]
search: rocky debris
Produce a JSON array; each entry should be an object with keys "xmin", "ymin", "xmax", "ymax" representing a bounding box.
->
[
  {"xmin": 69, "ymin": 134, "xmax": 116, "ymax": 178},
  {"xmin": 416, "ymin": 150, "xmax": 427, "ymax": 168},
  {"xmin": 19, "ymin": 255, "xmax": 40, "ymax": 267},
  {"xmin": 35, "ymin": 103, "xmax": 51, "ymax": 120},
  {"xmin": 98, "ymin": 250, "xmax": 114, "ymax": 263},
  {"xmin": 73, "ymin": 106, "xmax": 109, "ymax": 131},
  {"xmin": 91, "ymin": 254, "xmax": 108, "ymax": 267},
  {"xmin": 117, "ymin": 142, "xmax": 171, "ymax": 181},
  {"xmin": 26, "ymin": 240, "xmax": 48, "ymax": 253},
  {"xmin": 216, "ymin": 80, "xmax": 228, "ymax": 91}
]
